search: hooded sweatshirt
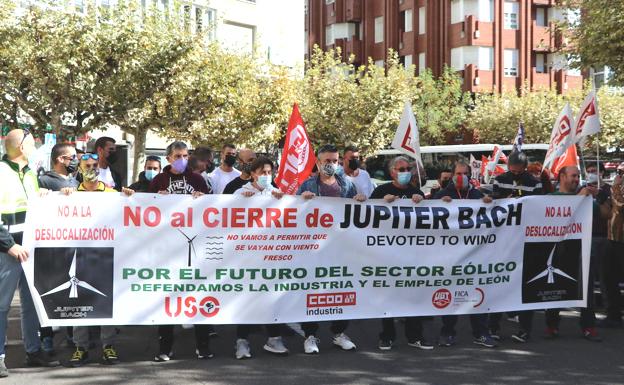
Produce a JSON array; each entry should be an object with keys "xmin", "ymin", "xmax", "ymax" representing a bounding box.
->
[
  {"xmin": 148, "ymin": 165, "xmax": 209, "ymax": 194},
  {"xmin": 38, "ymin": 170, "xmax": 79, "ymax": 191},
  {"xmin": 128, "ymin": 171, "xmax": 152, "ymax": 193}
]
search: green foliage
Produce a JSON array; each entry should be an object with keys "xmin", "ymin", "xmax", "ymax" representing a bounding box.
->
[{"xmin": 559, "ymin": 0, "xmax": 624, "ymax": 85}]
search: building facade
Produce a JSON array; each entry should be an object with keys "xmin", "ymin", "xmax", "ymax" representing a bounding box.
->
[{"xmin": 305, "ymin": 0, "xmax": 583, "ymax": 94}]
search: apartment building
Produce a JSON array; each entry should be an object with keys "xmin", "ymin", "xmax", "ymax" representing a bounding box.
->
[{"xmin": 305, "ymin": 0, "xmax": 583, "ymax": 94}]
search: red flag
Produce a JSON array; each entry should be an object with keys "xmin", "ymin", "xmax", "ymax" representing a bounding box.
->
[
  {"xmin": 275, "ymin": 103, "xmax": 316, "ymax": 194},
  {"xmin": 480, "ymin": 155, "xmax": 489, "ymax": 177},
  {"xmin": 549, "ymin": 144, "xmax": 579, "ymax": 178}
]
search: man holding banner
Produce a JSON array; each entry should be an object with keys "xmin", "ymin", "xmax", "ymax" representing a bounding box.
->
[{"xmin": 297, "ymin": 144, "xmax": 366, "ymax": 354}]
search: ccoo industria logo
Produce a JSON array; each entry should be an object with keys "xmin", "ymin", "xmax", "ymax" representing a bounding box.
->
[
  {"xmin": 521, "ymin": 240, "xmax": 582, "ymax": 304},
  {"xmin": 34, "ymin": 247, "xmax": 114, "ymax": 319}
]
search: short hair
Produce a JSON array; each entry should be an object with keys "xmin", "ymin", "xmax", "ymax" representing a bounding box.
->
[
  {"xmin": 508, "ymin": 151, "xmax": 528, "ymax": 167},
  {"xmin": 343, "ymin": 145, "xmax": 359, "ymax": 155},
  {"xmin": 250, "ymin": 156, "xmax": 274, "ymax": 173},
  {"xmin": 50, "ymin": 143, "xmax": 74, "ymax": 165},
  {"xmin": 389, "ymin": 155, "xmax": 411, "ymax": 170},
  {"xmin": 193, "ymin": 146, "xmax": 213, "ymax": 162},
  {"xmin": 438, "ymin": 168, "xmax": 453, "ymax": 178},
  {"xmin": 145, "ymin": 155, "xmax": 161, "ymax": 165},
  {"xmin": 188, "ymin": 156, "xmax": 202, "ymax": 171},
  {"xmin": 316, "ymin": 144, "xmax": 338, "ymax": 157},
  {"xmin": 454, "ymin": 161, "xmax": 472, "ymax": 175},
  {"xmin": 587, "ymin": 162, "xmax": 606, "ymax": 174},
  {"xmin": 94, "ymin": 136, "xmax": 115, "ymax": 151},
  {"xmin": 559, "ymin": 165, "xmax": 578, "ymax": 178},
  {"xmin": 165, "ymin": 141, "xmax": 188, "ymax": 156},
  {"xmin": 222, "ymin": 143, "xmax": 236, "ymax": 151}
]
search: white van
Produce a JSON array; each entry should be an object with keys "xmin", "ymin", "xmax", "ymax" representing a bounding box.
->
[{"xmin": 365, "ymin": 144, "xmax": 549, "ymax": 192}]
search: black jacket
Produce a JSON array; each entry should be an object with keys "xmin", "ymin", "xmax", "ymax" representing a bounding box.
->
[
  {"xmin": 128, "ymin": 171, "xmax": 151, "ymax": 193},
  {"xmin": 492, "ymin": 171, "xmax": 543, "ymax": 199},
  {"xmin": 0, "ymin": 224, "xmax": 15, "ymax": 253},
  {"xmin": 433, "ymin": 183, "xmax": 484, "ymax": 200}
]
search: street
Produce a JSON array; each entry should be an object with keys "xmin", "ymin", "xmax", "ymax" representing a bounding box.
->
[{"xmin": 3, "ymin": 294, "xmax": 624, "ymax": 385}]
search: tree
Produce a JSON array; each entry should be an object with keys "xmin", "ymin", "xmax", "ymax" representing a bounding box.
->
[
  {"xmin": 560, "ymin": 0, "xmax": 624, "ymax": 85},
  {"xmin": 465, "ymin": 84, "xmax": 624, "ymax": 153},
  {"xmin": 297, "ymin": 46, "xmax": 469, "ymax": 155}
]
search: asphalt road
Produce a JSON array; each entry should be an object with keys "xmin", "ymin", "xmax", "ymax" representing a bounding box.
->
[{"xmin": 3, "ymin": 294, "xmax": 624, "ymax": 385}]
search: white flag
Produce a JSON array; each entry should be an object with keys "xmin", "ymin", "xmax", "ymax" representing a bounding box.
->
[
  {"xmin": 543, "ymin": 103, "xmax": 575, "ymax": 170},
  {"xmin": 391, "ymin": 101, "xmax": 422, "ymax": 166},
  {"xmin": 470, "ymin": 154, "xmax": 481, "ymax": 180},
  {"xmin": 572, "ymin": 90, "xmax": 600, "ymax": 145}
]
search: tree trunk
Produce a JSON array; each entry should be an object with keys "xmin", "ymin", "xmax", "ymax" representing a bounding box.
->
[{"xmin": 132, "ymin": 127, "xmax": 148, "ymax": 184}]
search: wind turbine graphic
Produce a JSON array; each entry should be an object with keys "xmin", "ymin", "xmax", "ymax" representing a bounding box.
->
[
  {"xmin": 179, "ymin": 229, "xmax": 198, "ymax": 267},
  {"xmin": 527, "ymin": 245, "xmax": 577, "ymax": 284},
  {"xmin": 41, "ymin": 250, "xmax": 107, "ymax": 298}
]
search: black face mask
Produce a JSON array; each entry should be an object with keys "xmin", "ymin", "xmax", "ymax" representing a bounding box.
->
[
  {"xmin": 107, "ymin": 151, "xmax": 118, "ymax": 164},
  {"xmin": 65, "ymin": 158, "xmax": 79, "ymax": 174},
  {"xmin": 241, "ymin": 163, "xmax": 253, "ymax": 174},
  {"xmin": 348, "ymin": 159, "xmax": 360, "ymax": 170},
  {"xmin": 440, "ymin": 179, "xmax": 450, "ymax": 189},
  {"xmin": 224, "ymin": 154, "xmax": 237, "ymax": 167}
]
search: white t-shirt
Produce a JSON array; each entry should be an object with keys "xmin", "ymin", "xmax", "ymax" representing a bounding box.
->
[
  {"xmin": 98, "ymin": 166, "xmax": 116, "ymax": 189},
  {"xmin": 209, "ymin": 167, "xmax": 241, "ymax": 194},
  {"xmin": 347, "ymin": 169, "xmax": 376, "ymax": 198}
]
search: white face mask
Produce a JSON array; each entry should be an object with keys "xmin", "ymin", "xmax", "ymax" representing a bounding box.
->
[
  {"xmin": 258, "ymin": 175, "xmax": 272, "ymax": 189},
  {"xmin": 321, "ymin": 163, "xmax": 338, "ymax": 177}
]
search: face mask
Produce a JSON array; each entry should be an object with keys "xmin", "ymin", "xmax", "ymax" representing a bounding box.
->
[
  {"xmin": 336, "ymin": 164, "xmax": 345, "ymax": 176},
  {"xmin": 321, "ymin": 163, "xmax": 338, "ymax": 177},
  {"xmin": 171, "ymin": 158, "xmax": 188, "ymax": 173},
  {"xmin": 65, "ymin": 158, "xmax": 79, "ymax": 174},
  {"xmin": 241, "ymin": 163, "xmax": 253, "ymax": 174},
  {"xmin": 224, "ymin": 155, "xmax": 237, "ymax": 167},
  {"xmin": 397, "ymin": 171, "xmax": 411, "ymax": 185},
  {"xmin": 453, "ymin": 175, "xmax": 470, "ymax": 190},
  {"xmin": 106, "ymin": 151, "xmax": 118, "ymax": 164},
  {"xmin": 586, "ymin": 173, "xmax": 599, "ymax": 186},
  {"xmin": 206, "ymin": 162, "xmax": 215, "ymax": 173},
  {"xmin": 440, "ymin": 179, "xmax": 450, "ymax": 189},
  {"xmin": 82, "ymin": 168, "xmax": 99, "ymax": 183},
  {"xmin": 348, "ymin": 159, "xmax": 360, "ymax": 170},
  {"xmin": 145, "ymin": 169, "xmax": 159, "ymax": 181},
  {"xmin": 258, "ymin": 175, "xmax": 272, "ymax": 189}
]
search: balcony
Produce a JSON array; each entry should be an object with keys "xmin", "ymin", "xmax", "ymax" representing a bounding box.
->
[
  {"xmin": 463, "ymin": 64, "xmax": 494, "ymax": 93},
  {"xmin": 449, "ymin": 15, "xmax": 495, "ymax": 48},
  {"xmin": 334, "ymin": 38, "xmax": 362, "ymax": 64},
  {"xmin": 533, "ymin": 21, "xmax": 554, "ymax": 52},
  {"xmin": 345, "ymin": 0, "xmax": 361, "ymax": 21},
  {"xmin": 532, "ymin": 0, "xmax": 553, "ymax": 5},
  {"xmin": 400, "ymin": 30, "xmax": 415, "ymax": 53},
  {"xmin": 532, "ymin": 69, "xmax": 554, "ymax": 90}
]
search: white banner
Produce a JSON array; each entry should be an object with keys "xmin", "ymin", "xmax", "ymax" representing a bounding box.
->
[{"xmin": 21, "ymin": 193, "xmax": 592, "ymax": 327}]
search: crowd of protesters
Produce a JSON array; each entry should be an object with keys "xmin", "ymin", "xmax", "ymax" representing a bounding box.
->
[{"xmin": 1, "ymin": 129, "xmax": 623, "ymax": 377}]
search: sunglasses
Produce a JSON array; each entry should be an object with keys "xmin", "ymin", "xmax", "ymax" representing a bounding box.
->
[
  {"xmin": 19, "ymin": 127, "xmax": 31, "ymax": 146},
  {"xmin": 395, "ymin": 166, "xmax": 413, "ymax": 172},
  {"xmin": 80, "ymin": 153, "xmax": 99, "ymax": 161}
]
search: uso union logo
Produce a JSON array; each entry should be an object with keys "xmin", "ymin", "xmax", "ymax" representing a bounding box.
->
[{"xmin": 432, "ymin": 289, "xmax": 452, "ymax": 309}]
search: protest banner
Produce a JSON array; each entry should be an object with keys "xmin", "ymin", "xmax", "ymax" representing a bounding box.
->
[{"xmin": 22, "ymin": 193, "xmax": 592, "ymax": 326}]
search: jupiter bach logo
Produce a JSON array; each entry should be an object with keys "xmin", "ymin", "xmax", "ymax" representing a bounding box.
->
[
  {"xmin": 521, "ymin": 240, "xmax": 582, "ymax": 303},
  {"xmin": 34, "ymin": 247, "xmax": 114, "ymax": 319}
]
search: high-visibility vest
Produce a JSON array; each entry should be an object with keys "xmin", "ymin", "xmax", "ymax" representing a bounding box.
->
[{"xmin": 0, "ymin": 159, "xmax": 39, "ymax": 234}]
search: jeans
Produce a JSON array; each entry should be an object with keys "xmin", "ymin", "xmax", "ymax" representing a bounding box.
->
[
  {"xmin": 441, "ymin": 314, "xmax": 488, "ymax": 338},
  {"xmin": 380, "ymin": 317, "xmax": 424, "ymax": 343},
  {"xmin": 0, "ymin": 251, "xmax": 41, "ymax": 356},
  {"xmin": 301, "ymin": 321, "xmax": 348, "ymax": 337},
  {"xmin": 488, "ymin": 311, "xmax": 534, "ymax": 334},
  {"xmin": 73, "ymin": 326, "xmax": 116, "ymax": 349},
  {"xmin": 237, "ymin": 324, "xmax": 282, "ymax": 339},
  {"xmin": 158, "ymin": 324, "xmax": 211, "ymax": 354}
]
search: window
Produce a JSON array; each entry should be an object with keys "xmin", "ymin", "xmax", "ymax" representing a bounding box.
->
[
  {"xmin": 404, "ymin": 9, "xmax": 413, "ymax": 33},
  {"xmin": 374, "ymin": 59, "xmax": 384, "ymax": 68},
  {"xmin": 325, "ymin": 0, "xmax": 335, "ymax": 4},
  {"xmin": 74, "ymin": 0, "xmax": 84, "ymax": 13},
  {"xmin": 418, "ymin": 52, "xmax": 426, "ymax": 74},
  {"xmin": 325, "ymin": 25, "xmax": 334, "ymax": 45},
  {"xmin": 207, "ymin": 8, "xmax": 217, "ymax": 41},
  {"xmin": 504, "ymin": 1, "xmax": 519, "ymax": 29},
  {"xmin": 536, "ymin": 7, "xmax": 547, "ymax": 27},
  {"xmin": 418, "ymin": 7, "xmax": 426, "ymax": 34},
  {"xmin": 404, "ymin": 54, "xmax": 413, "ymax": 69},
  {"xmin": 535, "ymin": 53, "xmax": 546, "ymax": 73},
  {"xmin": 450, "ymin": 46, "xmax": 493, "ymax": 71},
  {"xmin": 504, "ymin": 49, "xmax": 518, "ymax": 76},
  {"xmin": 183, "ymin": 5, "xmax": 191, "ymax": 31},
  {"xmin": 196, "ymin": 7, "xmax": 203, "ymax": 33},
  {"xmin": 374, "ymin": 17, "xmax": 384, "ymax": 43}
]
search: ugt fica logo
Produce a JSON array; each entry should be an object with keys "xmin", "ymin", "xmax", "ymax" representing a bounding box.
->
[
  {"xmin": 521, "ymin": 240, "xmax": 582, "ymax": 304},
  {"xmin": 34, "ymin": 247, "xmax": 114, "ymax": 319},
  {"xmin": 432, "ymin": 289, "xmax": 452, "ymax": 309}
]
